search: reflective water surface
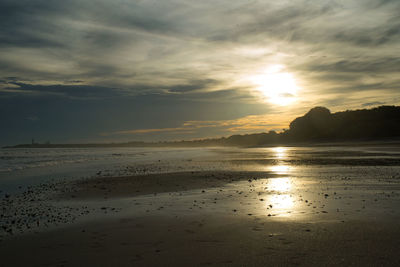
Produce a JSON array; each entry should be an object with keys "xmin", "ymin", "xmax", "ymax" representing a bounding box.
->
[{"xmin": 1, "ymin": 144, "xmax": 400, "ymax": 226}]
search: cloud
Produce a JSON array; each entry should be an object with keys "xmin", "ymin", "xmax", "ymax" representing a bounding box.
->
[
  {"xmin": 105, "ymin": 127, "xmax": 192, "ymax": 135},
  {"xmin": 26, "ymin": 115, "xmax": 39, "ymax": 121},
  {"xmin": 1, "ymin": 0, "xmax": 400, "ymax": 144},
  {"xmin": 166, "ymin": 79, "xmax": 220, "ymax": 93},
  {"xmin": 305, "ymin": 57, "xmax": 400, "ymax": 74},
  {"xmin": 1, "ymin": 0, "xmax": 399, "ymax": 98},
  {"xmin": 104, "ymin": 113, "xmax": 290, "ymax": 137},
  {"xmin": 362, "ymin": 101, "xmax": 386, "ymax": 107},
  {"xmin": 0, "ymin": 79, "xmax": 252, "ymax": 101},
  {"xmin": 1, "ymin": 81, "xmax": 124, "ymax": 99}
]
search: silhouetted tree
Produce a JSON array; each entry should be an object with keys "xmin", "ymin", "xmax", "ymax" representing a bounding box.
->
[{"xmin": 284, "ymin": 105, "xmax": 400, "ymax": 142}]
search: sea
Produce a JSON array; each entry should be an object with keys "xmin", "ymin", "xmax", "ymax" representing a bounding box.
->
[{"xmin": 1, "ymin": 144, "xmax": 400, "ymax": 194}]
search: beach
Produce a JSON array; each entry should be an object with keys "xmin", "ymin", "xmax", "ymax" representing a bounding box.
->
[
  {"xmin": 1, "ymin": 146, "xmax": 400, "ymax": 266},
  {"xmin": 3, "ymin": 0, "xmax": 400, "ymax": 265}
]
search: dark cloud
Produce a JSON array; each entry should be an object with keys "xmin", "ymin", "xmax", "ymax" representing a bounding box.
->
[
  {"xmin": 331, "ymin": 23, "xmax": 400, "ymax": 47},
  {"xmin": 0, "ymin": 0, "xmax": 183, "ymax": 49},
  {"xmin": 0, "ymin": 1, "xmax": 73, "ymax": 48},
  {"xmin": 206, "ymin": 0, "xmax": 400, "ymax": 52},
  {"xmin": 1, "ymin": 79, "xmax": 255, "ymax": 103},
  {"xmin": 67, "ymin": 80, "xmax": 84, "ymax": 84},
  {"xmin": 306, "ymin": 57, "xmax": 400, "ymax": 74},
  {"xmin": 362, "ymin": 101, "xmax": 386, "ymax": 107},
  {"xmin": 4, "ymin": 82, "xmax": 123, "ymax": 99},
  {"xmin": 26, "ymin": 115, "xmax": 39, "ymax": 121},
  {"xmin": 208, "ymin": 3, "xmax": 334, "ymax": 43},
  {"xmin": 167, "ymin": 79, "xmax": 220, "ymax": 93},
  {"xmin": 327, "ymin": 83, "xmax": 387, "ymax": 94}
]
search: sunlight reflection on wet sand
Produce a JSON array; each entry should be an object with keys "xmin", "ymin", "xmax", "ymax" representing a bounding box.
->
[
  {"xmin": 270, "ymin": 165, "xmax": 291, "ymax": 174},
  {"xmin": 269, "ymin": 147, "xmax": 292, "ymax": 175},
  {"xmin": 267, "ymin": 194, "xmax": 295, "ymax": 216},
  {"xmin": 265, "ymin": 177, "xmax": 296, "ymax": 217},
  {"xmin": 266, "ymin": 177, "xmax": 292, "ymax": 192}
]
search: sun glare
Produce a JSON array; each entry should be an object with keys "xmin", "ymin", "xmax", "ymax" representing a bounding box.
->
[
  {"xmin": 270, "ymin": 165, "xmax": 290, "ymax": 174},
  {"xmin": 268, "ymin": 194, "xmax": 295, "ymax": 213},
  {"xmin": 251, "ymin": 65, "xmax": 299, "ymax": 106},
  {"xmin": 267, "ymin": 177, "xmax": 292, "ymax": 192},
  {"xmin": 273, "ymin": 146, "xmax": 287, "ymax": 159}
]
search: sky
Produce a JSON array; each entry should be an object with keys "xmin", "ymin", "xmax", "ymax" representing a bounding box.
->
[{"xmin": 1, "ymin": 0, "xmax": 399, "ymax": 145}]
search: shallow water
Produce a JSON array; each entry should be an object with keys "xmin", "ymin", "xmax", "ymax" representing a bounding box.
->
[
  {"xmin": 1, "ymin": 144, "xmax": 400, "ymax": 238},
  {"xmin": 1, "ymin": 145, "xmax": 400, "ymax": 194},
  {"xmin": 0, "ymin": 147, "xmax": 215, "ymax": 193}
]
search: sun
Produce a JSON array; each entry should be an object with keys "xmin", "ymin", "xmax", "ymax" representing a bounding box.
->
[{"xmin": 251, "ymin": 65, "xmax": 299, "ymax": 106}]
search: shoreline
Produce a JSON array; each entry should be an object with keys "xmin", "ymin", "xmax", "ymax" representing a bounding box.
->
[{"xmin": 4, "ymin": 139, "xmax": 400, "ymax": 149}]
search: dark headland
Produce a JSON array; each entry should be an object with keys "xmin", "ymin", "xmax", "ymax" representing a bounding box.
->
[{"xmin": 5, "ymin": 105, "xmax": 400, "ymax": 148}]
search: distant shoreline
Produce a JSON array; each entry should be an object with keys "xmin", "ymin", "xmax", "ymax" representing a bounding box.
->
[{"xmin": 3, "ymin": 139, "xmax": 400, "ymax": 149}]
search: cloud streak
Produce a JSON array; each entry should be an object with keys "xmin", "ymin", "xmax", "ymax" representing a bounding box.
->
[{"xmin": 104, "ymin": 113, "xmax": 290, "ymax": 138}]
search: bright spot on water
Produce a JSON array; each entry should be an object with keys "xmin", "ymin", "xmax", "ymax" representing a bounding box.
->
[
  {"xmin": 270, "ymin": 165, "xmax": 290, "ymax": 174},
  {"xmin": 267, "ymin": 194, "xmax": 295, "ymax": 215},
  {"xmin": 265, "ymin": 178, "xmax": 296, "ymax": 217},
  {"xmin": 267, "ymin": 177, "xmax": 292, "ymax": 192},
  {"xmin": 273, "ymin": 146, "xmax": 287, "ymax": 159}
]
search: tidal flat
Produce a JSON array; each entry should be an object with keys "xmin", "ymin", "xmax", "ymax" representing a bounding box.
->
[{"xmin": 1, "ymin": 145, "xmax": 400, "ymax": 266}]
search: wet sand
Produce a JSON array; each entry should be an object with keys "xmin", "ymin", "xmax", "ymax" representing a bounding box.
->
[
  {"xmin": 2, "ymin": 214, "xmax": 399, "ymax": 266},
  {"xmin": 58, "ymin": 171, "xmax": 281, "ymax": 199},
  {"xmin": 1, "ymin": 169, "xmax": 400, "ymax": 266}
]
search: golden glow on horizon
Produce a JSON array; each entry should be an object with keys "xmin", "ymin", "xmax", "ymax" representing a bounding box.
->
[{"xmin": 251, "ymin": 65, "xmax": 299, "ymax": 106}]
